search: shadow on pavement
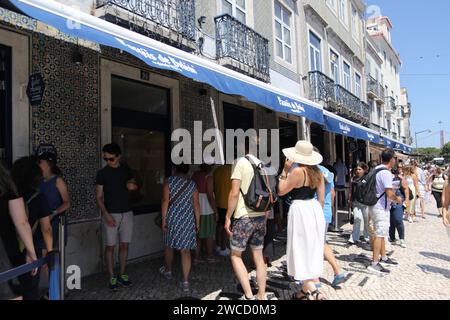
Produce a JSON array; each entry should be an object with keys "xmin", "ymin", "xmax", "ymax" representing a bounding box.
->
[
  {"xmin": 417, "ymin": 264, "xmax": 450, "ymax": 279},
  {"xmin": 420, "ymin": 251, "xmax": 450, "ymax": 262}
]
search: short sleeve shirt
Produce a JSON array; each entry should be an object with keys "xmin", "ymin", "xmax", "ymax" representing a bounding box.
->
[
  {"xmin": 317, "ymin": 165, "xmax": 334, "ymax": 224},
  {"xmin": 96, "ymin": 165, "xmax": 134, "ymax": 213},
  {"xmin": 213, "ymin": 165, "xmax": 232, "ymax": 209},
  {"xmin": 231, "ymin": 156, "xmax": 265, "ymax": 219},
  {"xmin": 0, "ymin": 191, "xmax": 22, "ymax": 263},
  {"xmin": 374, "ymin": 165, "xmax": 394, "ymax": 210}
]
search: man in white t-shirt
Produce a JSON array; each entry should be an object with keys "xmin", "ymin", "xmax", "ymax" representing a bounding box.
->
[{"xmin": 367, "ymin": 148, "xmax": 403, "ymax": 275}]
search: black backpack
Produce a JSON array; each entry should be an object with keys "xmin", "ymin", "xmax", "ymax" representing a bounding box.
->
[
  {"xmin": 240, "ymin": 156, "xmax": 278, "ymax": 212},
  {"xmin": 354, "ymin": 167, "xmax": 389, "ymax": 206}
]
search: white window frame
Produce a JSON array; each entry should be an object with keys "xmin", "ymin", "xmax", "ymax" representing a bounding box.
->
[
  {"xmin": 219, "ymin": 0, "xmax": 248, "ymax": 25},
  {"xmin": 326, "ymin": 0, "xmax": 338, "ymax": 15},
  {"xmin": 329, "ymin": 45, "xmax": 341, "ymax": 84},
  {"xmin": 274, "ymin": 1, "xmax": 293, "ymax": 65},
  {"xmin": 308, "ymin": 27, "xmax": 323, "ymax": 72},
  {"xmin": 351, "ymin": 4, "xmax": 360, "ymax": 43},
  {"xmin": 339, "ymin": 0, "xmax": 348, "ymax": 28},
  {"xmin": 342, "ymin": 59, "xmax": 352, "ymax": 91},
  {"xmin": 354, "ymin": 71, "xmax": 362, "ymax": 98}
]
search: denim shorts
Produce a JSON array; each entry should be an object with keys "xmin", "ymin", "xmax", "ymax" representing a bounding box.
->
[{"xmin": 230, "ymin": 216, "xmax": 266, "ymax": 252}]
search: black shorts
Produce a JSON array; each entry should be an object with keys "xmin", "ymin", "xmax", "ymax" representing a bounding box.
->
[{"xmin": 217, "ymin": 208, "xmax": 227, "ymax": 225}]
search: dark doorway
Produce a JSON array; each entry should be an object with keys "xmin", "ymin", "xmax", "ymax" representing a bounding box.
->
[
  {"xmin": 279, "ymin": 119, "xmax": 298, "ymax": 150},
  {"xmin": 0, "ymin": 44, "xmax": 12, "ymax": 167},
  {"xmin": 223, "ymin": 102, "xmax": 254, "ymax": 159},
  {"xmin": 111, "ymin": 75, "xmax": 171, "ymax": 214},
  {"xmin": 310, "ymin": 123, "xmax": 325, "ymax": 154}
]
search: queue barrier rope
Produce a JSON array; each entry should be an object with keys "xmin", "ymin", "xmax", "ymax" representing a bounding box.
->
[{"xmin": 0, "ymin": 215, "xmax": 65, "ymax": 301}]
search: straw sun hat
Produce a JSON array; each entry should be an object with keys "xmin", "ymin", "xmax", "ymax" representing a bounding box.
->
[{"xmin": 282, "ymin": 140, "xmax": 323, "ymax": 166}]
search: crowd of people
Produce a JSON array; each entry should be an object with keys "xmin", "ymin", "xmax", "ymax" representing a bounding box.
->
[
  {"xmin": 1, "ymin": 140, "xmax": 450, "ymax": 300},
  {"xmin": 0, "ymin": 153, "xmax": 70, "ymax": 300}
]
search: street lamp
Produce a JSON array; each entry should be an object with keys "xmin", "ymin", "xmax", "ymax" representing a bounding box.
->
[{"xmin": 415, "ymin": 129, "xmax": 432, "ymax": 153}]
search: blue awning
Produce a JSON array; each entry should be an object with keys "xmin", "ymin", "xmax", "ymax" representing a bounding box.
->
[
  {"xmin": 11, "ymin": 0, "xmax": 324, "ymax": 124},
  {"xmin": 383, "ymin": 137, "xmax": 412, "ymax": 154},
  {"xmin": 323, "ymin": 112, "xmax": 381, "ymax": 144}
]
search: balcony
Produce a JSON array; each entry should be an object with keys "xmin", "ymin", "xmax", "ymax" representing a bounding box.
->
[
  {"xmin": 95, "ymin": 0, "xmax": 196, "ymax": 50},
  {"xmin": 215, "ymin": 14, "xmax": 270, "ymax": 83},
  {"xmin": 367, "ymin": 76, "xmax": 380, "ymax": 98},
  {"xmin": 367, "ymin": 76, "xmax": 386, "ymax": 105},
  {"xmin": 385, "ymin": 97, "xmax": 396, "ymax": 113},
  {"xmin": 308, "ymin": 71, "xmax": 370, "ymax": 124},
  {"xmin": 397, "ymin": 106, "xmax": 405, "ymax": 119},
  {"xmin": 308, "ymin": 71, "xmax": 335, "ymax": 104}
]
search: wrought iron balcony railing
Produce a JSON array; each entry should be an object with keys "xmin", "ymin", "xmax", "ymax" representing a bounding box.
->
[
  {"xmin": 96, "ymin": 0, "xmax": 196, "ymax": 49},
  {"xmin": 309, "ymin": 71, "xmax": 370, "ymax": 123},
  {"xmin": 215, "ymin": 14, "xmax": 270, "ymax": 83},
  {"xmin": 360, "ymin": 101, "xmax": 371, "ymax": 123},
  {"xmin": 385, "ymin": 96, "xmax": 396, "ymax": 113},
  {"xmin": 335, "ymin": 84, "xmax": 362, "ymax": 117},
  {"xmin": 378, "ymin": 85, "xmax": 385, "ymax": 103},
  {"xmin": 382, "ymin": 127, "xmax": 388, "ymax": 136},
  {"xmin": 367, "ymin": 75, "xmax": 379, "ymax": 98},
  {"xmin": 308, "ymin": 71, "xmax": 335, "ymax": 103}
]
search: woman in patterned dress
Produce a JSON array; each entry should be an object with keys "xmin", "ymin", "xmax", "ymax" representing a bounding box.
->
[{"xmin": 160, "ymin": 164, "xmax": 200, "ymax": 293}]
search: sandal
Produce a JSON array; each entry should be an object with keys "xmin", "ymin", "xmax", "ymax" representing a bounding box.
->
[
  {"xmin": 310, "ymin": 290, "xmax": 327, "ymax": 300},
  {"xmin": 291, "ymin": 290, "xmax": 310, "ymax": 300}
]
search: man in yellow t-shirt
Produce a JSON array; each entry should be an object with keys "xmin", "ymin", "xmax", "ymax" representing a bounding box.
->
[
  {"xmin": 213, "ymin": 164, "xmax": 232, "ymax": 256},
  {"xmin": 225, "ymin": 154, "xmax": 267, "ymax": 301}
]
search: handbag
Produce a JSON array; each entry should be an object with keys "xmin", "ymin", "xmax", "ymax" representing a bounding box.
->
[{"xmin": 154, "ymin": 178, "xmax": 191, "ymax": 228}]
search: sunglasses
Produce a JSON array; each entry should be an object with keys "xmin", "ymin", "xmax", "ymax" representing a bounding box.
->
[{"xmin": 103, "ymin": 157, "xmax": 116, "ymax": 162}]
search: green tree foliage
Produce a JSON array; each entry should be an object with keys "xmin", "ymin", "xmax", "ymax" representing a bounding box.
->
[{"xmin": 442, "ymin": 142, "xmax": 450, "ymax": 156}]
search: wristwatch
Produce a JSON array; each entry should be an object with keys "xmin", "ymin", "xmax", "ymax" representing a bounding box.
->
[{"xmin": 279, "ymin": 175, "xmax": 287, "ymax": 181}]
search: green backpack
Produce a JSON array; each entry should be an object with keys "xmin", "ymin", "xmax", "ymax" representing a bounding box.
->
[{"xmin": 17, "ymin": 191, "xmax": 40, "ymax": 253}]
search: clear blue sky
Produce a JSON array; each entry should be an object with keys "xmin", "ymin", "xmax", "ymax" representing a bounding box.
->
[{"xmin": 369, "ymin": 0, "xmax": 450, "ymax": 148}]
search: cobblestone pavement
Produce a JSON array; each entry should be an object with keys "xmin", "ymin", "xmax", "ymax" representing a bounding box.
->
[{"xmin": 68, "ymin": 202, "xmax": 450, "ymax": 300}]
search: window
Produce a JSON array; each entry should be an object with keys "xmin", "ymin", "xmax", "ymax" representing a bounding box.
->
[
  {"xmin": 111, "ymin": 76, "xmax": 171, "ymax": 213},
  {"xmin": 222, "ymin": 0, "xmax": 246, "ymax": 24},
  {"xmin": 274, "ymin": 1, "xmax": 292, "ymax": 63},
  {"xmin": 377, "ymin": 105, "xmax": 382, "ymax": 125},
  {"xmin": 390, "ymin": 58, "xmax": 393, "ymax": 73},
  {"xmin": 326, "ymin": 0, "xmax": 338, "ymax": 13},
  {"xmin": 383, "ymin": 51, "xmax": 387, "ymax": 64},
  {"xmin": 351, "ymin": 5, "xmax": 359, "ymax": 41},
  {"xmin": 330, "ymin": 49, "xmax": 340, "ymax": 84},
  {"xmin": 343, "ymin": 61, "xmax": 351, "ymax": 90},
  {"xmin": 339, "ymin": 0, "xmax": 347, "ymax": 25},
  {"xmin": 309, "ymin": 31, "xmax": 322, "ymax": 71},
  {"xmin": 355, "ymin": 72, "xmax": 361, "ymax": 98}
]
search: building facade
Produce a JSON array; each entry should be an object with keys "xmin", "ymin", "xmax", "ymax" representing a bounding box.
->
[{"xmin": 0, "ymin": 0, "xmax": 413, "ymax": 278}]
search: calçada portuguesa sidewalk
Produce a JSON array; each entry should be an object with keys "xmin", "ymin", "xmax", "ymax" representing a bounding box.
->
[{"xmin": 68, "ymin": 202, "xmax": 450, "ymax": 300}]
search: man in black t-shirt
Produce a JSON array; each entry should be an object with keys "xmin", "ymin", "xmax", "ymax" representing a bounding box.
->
[{"xmin": 96, "ymin": 143, "xmax": 137, "ymax": 290}]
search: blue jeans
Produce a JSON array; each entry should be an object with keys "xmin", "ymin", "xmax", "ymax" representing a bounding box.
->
[
  {"xmin": 350, "ymin": 202, "xmax": 369, "ymax": 242},
  {"xmin": 389, "ymin": 204, "xmax": 405, "ymax": 240}
]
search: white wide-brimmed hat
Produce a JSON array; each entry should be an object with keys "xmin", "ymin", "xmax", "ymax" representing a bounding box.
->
[{"xmin": 282, "ymin": 140, "xmax": 323, "ymax": 166}]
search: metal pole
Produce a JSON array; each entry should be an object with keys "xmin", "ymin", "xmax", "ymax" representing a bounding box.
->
[
  {"xmin": 59, "ymin": 215, "xmax": 65, "ymax": 300},
  {"xmin": 415, "ymin": 132, "xmax": 418, "ymax": 154}
]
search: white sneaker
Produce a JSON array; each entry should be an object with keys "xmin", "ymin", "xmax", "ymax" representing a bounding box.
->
[
  {"xmin": 400, "ymin": 240, "xmax": 406, "ymax": 248},
  {"xmin": 408, "ymin": 216, "xmax": 413, "ymax": 223},
  {"xmin": 180, "ymin": 281, "xmax": 190, "ymax": 293}
]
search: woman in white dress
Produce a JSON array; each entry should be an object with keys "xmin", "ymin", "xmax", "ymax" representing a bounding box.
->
[{"xmin": 278, "ymin": 141, "xmax": 326, "ymax": 300}]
